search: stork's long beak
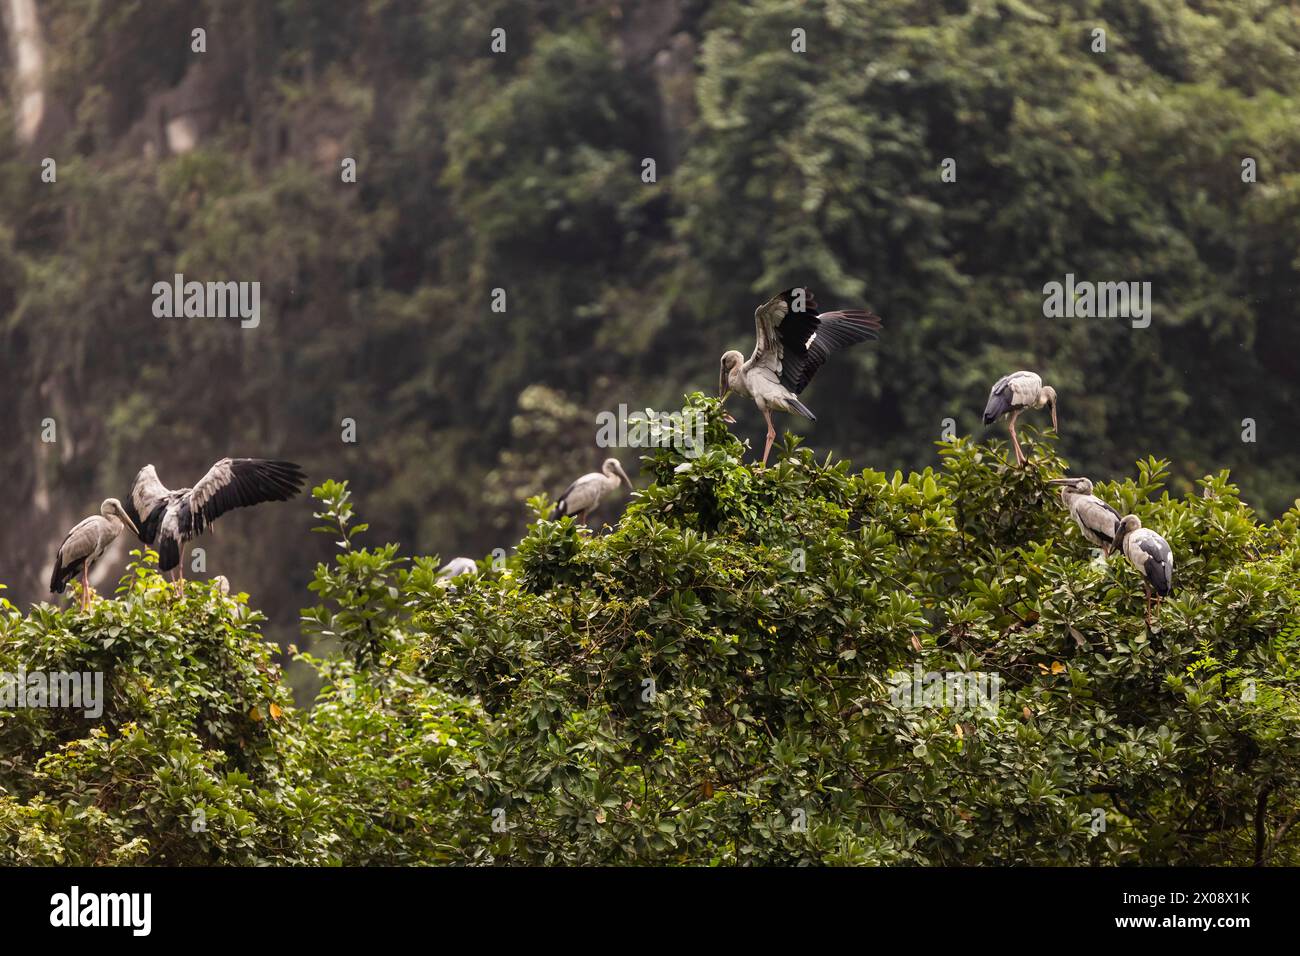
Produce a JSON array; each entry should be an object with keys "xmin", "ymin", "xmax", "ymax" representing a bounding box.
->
[
  {"xmin": 615, "ymin": 463, "xmax": 632, "ymax": 490},
  {"xmin": 121, "ymin": 513, "xmax": 139, "ymax": 538},
  {"xmin": 1046, "ymin": 478, "xmax": 1072, "ymax": 486},
  {"xmin": 1050, "ymin": 401, "xmax": 1059, "ymax": 433},
  {"xmin": 718, "ymin": 370, "xmax": 737, "ymax": 423}
]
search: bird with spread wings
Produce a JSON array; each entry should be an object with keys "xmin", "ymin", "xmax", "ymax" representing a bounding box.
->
[
  {"xmin": 123, "ymin": 457, "xmax": 306, "ymax": 593},
  {"xmin": 719, "ymin": 288, "xmax": 882, "ymax": 467}
]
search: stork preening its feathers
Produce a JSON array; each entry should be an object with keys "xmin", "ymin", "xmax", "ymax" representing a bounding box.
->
[
  {"xmin": 1113, "ymin": 514, "xmax": 1174, "ymax": 627},
  {"xmin": 124, "ymin": 458, "xmax": 307, "ymax": 593},
  {"xmin": 1048, "ymin": 477, "xmax": 1122, "ymax": 555},
  {"xmin": 983, "ymin": 370, "xmax": 1058, "ymax": 467},
  {"xmin": 552, "ymin": 458, "xmax": 631, "ymax": 524},
  {"xmin": 50, "ymin": 499, "xmax": 139, "ymax": 611},
  {"xmin": 720, "ymin": 287, "xmax": 882, "ymax": 467}
]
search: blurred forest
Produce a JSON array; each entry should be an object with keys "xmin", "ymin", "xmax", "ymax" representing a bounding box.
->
[{"xmin": 0, "ymin": 0, "xmax": 1296, "ymax": 648}]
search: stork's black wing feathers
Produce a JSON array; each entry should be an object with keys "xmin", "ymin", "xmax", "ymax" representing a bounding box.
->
[
  {"xmin": 183, "ymin": 458, "xmax": 307, "ymax": 539},
  {"xmin": 49, "ymin": 535, "xmax": 83, "ymax": 594},
  {"xmin": 552, "ymin": 476, "xmax": 585, "ymax": 518},
  {"xmin": 157, "ymin": 530, "xmax": 182, "ymax": 572},
  {"xmin": 552, "ymin": 485, "xmax": 576, "ymax": 518},
  {"xmin": 122, "ymin": 494, "xmax": 168, "ymax": 546},
  {"xmin": 771, "ymin": 290, "xmax": 882, "ymax": 395},
  {"xmin": 982, "ymin": 376, "xmax": 1015, "ymax": 424},
  {"xmin": 50, "ymin": 556, "xmax": 85, "ymax": 594},
  {"xmin": 1138, "ymin": 538, "xmax": 1173, "ymax": 596}
]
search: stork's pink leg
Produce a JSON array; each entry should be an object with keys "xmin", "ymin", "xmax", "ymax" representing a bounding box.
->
[
  {"xmin": 1008, "ymin": 409, "xmax": 1025, "ymax": 466},
  {"xmin": 1144, "ymin": 583, "xmax": 1152, "ymax": 628},
  {"xmin": 760, "ymin": 407, "xmax": 776, "ymax": 468},
  {"xmin": 81, "ymin": 563, "xmax": 89, "ymax": 612}
]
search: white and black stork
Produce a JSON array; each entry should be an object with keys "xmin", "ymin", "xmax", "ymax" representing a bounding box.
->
[
  {"xmin": 1113, "ymin": 514, "xmax": 1175, "ymax": 627},
  {"xmin": 50, "ymin": 499, "xmax": 139, "ymax": 611},
  {"xmin": 124, "ymin": 458, "xmax": 306, "ymax": 593},
  {"xmin": 982, "ymin": 370, "xmax": 1058, "ymax": 467},
  {"xmin": 552, "ymin": 459, "xmax": 632, "ymax": 525},
  {"xmin": 719, "ymin": 287, "xmax": 882, "ymax": 467},
  {"xmin": 1047, "ymin": 476, "xmax": 1122, "ymax": 555}
]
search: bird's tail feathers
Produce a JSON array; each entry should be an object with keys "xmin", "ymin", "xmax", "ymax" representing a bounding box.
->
[
  {"xmin": 982, "ymin": 391, "xmax": 1012, "ymax": 425},
  {"xmin": 787, "ymin": 397, "xmax": 817, "ymax": 421},
  {"xmin": 50, "ymin": 556, "xmax": 82, "ymax": 594},
  {"xmin": 1149, "ymin": 561, "xmax": 1172, "ymax": 597},
  {"xmin": 137, "ymin": 505, "xmax": 164, "ymax": 545},
  {"xmin": 157, "ymin": 536, "xmax": 181, "ymax": 573}
]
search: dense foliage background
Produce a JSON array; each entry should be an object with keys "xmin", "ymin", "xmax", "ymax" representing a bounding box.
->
[
  {"xmin": 0, "ymin": 0, "xmax": 1295, "ymax": 652},
  {"xmin": 2, "ymin": 400, "xmax": 1298, "ymax": 864}
]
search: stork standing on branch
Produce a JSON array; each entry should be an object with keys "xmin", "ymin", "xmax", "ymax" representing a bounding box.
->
[
  {"xmin": 983, "ymin": 370, "xmax": 1058, "ymax": 467},
  {"xmin": 552, "ymin": 458, "xmax": 632, "ymax": 524},
  {"xmin": 50, "ymin": 499, "xmax": 139, "ymax": 611},
  {"xmin": 1113, "ymin": 514, "xmax": 1174, "ymax": 627},
  {"xmin": 720, "ymin": 287, "xmax": 882, "ymax": 468},
  {"xmin": 124, "ymin": 458, "xmax": 307, "ymax": 594},
  {"xmin": 1048, "ymin": 477, "xmax": 1122, "ymax": 555}
]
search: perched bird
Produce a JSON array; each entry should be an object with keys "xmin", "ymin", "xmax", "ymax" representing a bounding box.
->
[
  {"xmin": 50, "ymin": 499, "xmax": 139, "ymax": 611},
  {"xmin": 436, "ymin": 557, "xmax": 478, "ymax": 586},
  {"xmin": 552, "ymin": 458, "xmax": 632, "ymax": 524},
  {"xmin": 1113, "ymin": 514, "xmax": 1174, "ymax": 627},
  {"xmin": 214, "ymin": 575, "xmax": 231, "ymax": 596},
  {"xmin": 720, "ymin": 287, "xmax": 882, "ymax": 467},
  {"xmin": 124, "ymin": 458, "xmax": 307, "ymax": 594},
  {"xmin": 1048, "ymin": 477, "xmax": 1122, "ymax": 555},
  {"xmin": 982, "ymin": 370, "xmax": 1058, "ymax": 467}
]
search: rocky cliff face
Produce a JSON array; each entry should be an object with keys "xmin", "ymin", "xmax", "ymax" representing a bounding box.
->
[{"xmin": 3, "ymin": 0, "xmax": 62, "ymax": 148}]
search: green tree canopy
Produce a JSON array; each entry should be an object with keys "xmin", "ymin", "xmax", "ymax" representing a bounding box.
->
[{"xmin": 4, "ymin": 397, "xmax": 1298, "ymax": 864}]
